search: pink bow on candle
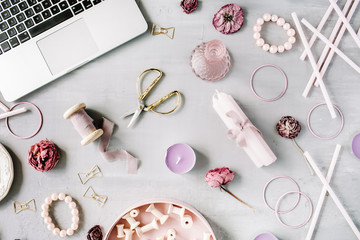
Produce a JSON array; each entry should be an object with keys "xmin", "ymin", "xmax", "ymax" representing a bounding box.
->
[{"xmin": 226, "ymin": 111, "xmax": 261, "ymax": 148}]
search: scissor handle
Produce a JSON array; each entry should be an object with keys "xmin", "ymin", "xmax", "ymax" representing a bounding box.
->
[
  {"xmin": 137, "ymin": 68, "xmax": 163, "ymax": 101},
  {"xmin": 144, "ymin": 91, "xmax": 181, "ymax": 114}
]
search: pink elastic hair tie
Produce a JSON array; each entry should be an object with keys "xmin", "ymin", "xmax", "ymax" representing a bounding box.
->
[
  {"xmin": 274, "ymin": 191, "xmax": 313, "ymax": 229},
  {"xmin": 307, "ymin": 102, "xmax": 344, "ymax": 140},
  {"xmin": 5, "ymin": 102, "xmax": 43, "ymax": 139},
  {"xmin": 263, "ymin": 176, "xmax": 300, "ymax": 214},
  {"xmin": 250, "ymin": 64, "xmax": 288, "ymax": 102}
]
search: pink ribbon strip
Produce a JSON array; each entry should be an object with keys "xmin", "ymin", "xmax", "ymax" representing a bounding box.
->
[
  {"xmin": 226, "ymin": 110, "xmax": 261, "ymax": 148},
  {"xmin": 98, "ymin": 118, "xmax": 138, "ymax": 174}
]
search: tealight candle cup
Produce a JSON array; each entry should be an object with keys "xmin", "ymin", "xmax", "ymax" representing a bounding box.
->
[{"xmin": 165, "ymin": 143, "xmax": 196, "ymax": 174}]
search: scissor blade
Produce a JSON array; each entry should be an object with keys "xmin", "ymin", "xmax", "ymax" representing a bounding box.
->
[{"xmin": 127, "ymin": 109, "xmax": 142, "ymax": 128}]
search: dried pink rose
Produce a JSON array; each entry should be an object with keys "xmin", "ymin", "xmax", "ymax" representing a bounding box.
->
[
  {"xmin": 87, "ymin": 225, "xmax": 103, "ymax": 240},
  {"xmin": 205, "ymin": 167, "xmax": 234, "ymax": 188},
  {"xmin": 28, "ymin": 139, "xmax": 60, "ymax": 172},
  {"xmin": 276, "ymin": 116, "xmax": 301, "ymax": 139},
  {"xmin": 213, "ymin": 3, "xmax": 244, "ymax": 34},
  {"xmin": 180, "ymin": 0, "xmax": 198, "ymax": 14}
]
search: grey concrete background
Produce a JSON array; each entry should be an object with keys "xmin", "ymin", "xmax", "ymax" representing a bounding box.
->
[{"xmin": 0, "ymin": 0, "xmax": 359, "ymax": 239}]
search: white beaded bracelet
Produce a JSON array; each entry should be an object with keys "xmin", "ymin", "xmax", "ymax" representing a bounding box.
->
[
  {"xmin": 253, "ymin": 13, "xmax": 296, "ymax": 54},
  {"xmin": 41, "ymin": 193, "xmax": 80, "ymax": 237}
]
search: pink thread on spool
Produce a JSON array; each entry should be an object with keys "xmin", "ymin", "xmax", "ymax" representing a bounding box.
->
[{"xmin": 63, "ymin": 103, "xmax": 104, "ymax": 146}]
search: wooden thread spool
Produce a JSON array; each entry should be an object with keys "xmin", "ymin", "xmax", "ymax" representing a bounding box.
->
[{"xmin": 63, "ymin": 103, "xmax": 103, "ymax": 146}]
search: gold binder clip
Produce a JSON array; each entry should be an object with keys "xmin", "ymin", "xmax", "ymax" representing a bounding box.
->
[
  {"xmin": 83, "ymin": 186, "xmax": 108, "ymax": 207},
  {"xmin": 78, "ymin": 165, "xmax": 102, "ymax": 185},
  {"xmin": 151, "ymin": 23, "xmax": 175, "ymax": 39},
  {"xmin": 13, "ymin": 199, "xmax": 36, "ymax": 214}
]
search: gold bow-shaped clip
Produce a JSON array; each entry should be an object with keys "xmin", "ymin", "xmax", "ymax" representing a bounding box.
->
[
  {"xmin": 83, "ymin": 186, "xmax": 108, "ymax": 207},
  {"xmin": 13, "ymin": 199, "xmax": 36, "ymax": 214},
  {"xmin": 226, "ymin": 111, "xmax": 261, "ymax": 148},
  {"xmin": 151, "ymin": 23, "xmax": 175, "ymax": 39},
  {"xmin": 78, "ymin": 165, "xmax": 102, "ymax": 185}
]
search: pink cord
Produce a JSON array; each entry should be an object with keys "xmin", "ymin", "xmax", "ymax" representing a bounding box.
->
[
  {"xmin": 5, "ymin": 102, "xmax": 43, "ymax": 139},
  {"xmin": 274, "ymin": 191, "xmax": 313, "ymax": 229},
  {"xmin": 250, "ymin": 64, "xmax": 288, "ymax": 102},
  {"xmin": 263, "ymin": 176, "xmax": 300, "ymax": 214},
  {"xmin": 307, "ymin": 103, "xmax": 344, "ymax": 140}
]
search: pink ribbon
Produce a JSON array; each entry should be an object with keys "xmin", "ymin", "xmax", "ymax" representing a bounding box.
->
[
  {"xmin": 98, "ymin": 118, "xmax": 137, "ymax": 174},
  {"xmin": 226, "ymin": 111, "xmax": 261, "ymax": 148}
]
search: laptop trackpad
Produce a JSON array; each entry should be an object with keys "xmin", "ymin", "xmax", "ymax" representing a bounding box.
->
[{"xmin": 37, "ymin": 19, "xmax": 99, "ymax": 75}]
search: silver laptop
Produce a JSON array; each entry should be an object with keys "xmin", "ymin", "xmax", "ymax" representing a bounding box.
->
[{"xmin": 0, "ymin": 0, "xmax": 147, "ymax": 101}]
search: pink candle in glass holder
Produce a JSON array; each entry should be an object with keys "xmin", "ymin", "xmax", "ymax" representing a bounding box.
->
[{"xmin": 165, "ymin": 143, "xmax": 196, "ymax": 174}]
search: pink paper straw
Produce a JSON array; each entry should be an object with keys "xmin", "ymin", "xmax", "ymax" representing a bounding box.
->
[
  {"xmin": 313, "ymin": 0, "xmax": 358, "ymax": 87},
  {"xmin": 305, "ymin": 144, "xmax": 341, "ymax": 240},
  {"xmin": 0, "ymin": 107, "xmax": 27, "ymax": 120},
  {"xmin": 304, "ymin": 151, "xmax": 360, "ymax": 239},
  {"xmin": 292, "ymin": 12, "xmax": 337, "ymax": 119},
  {"xmin": 329, "ymin": 0, "xmax": 360, "ymax": 48},
  {"xmin": 301, "ymin": 18, "xmax": 360, "ymax": 74},
  {"xmin": 300, "ymin": 0, "xmax": 339, "ymax": 61}
]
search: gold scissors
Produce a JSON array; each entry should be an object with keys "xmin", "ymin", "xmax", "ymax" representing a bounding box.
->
[{"xmin": 122, "ymin": 68, "xmax": 181, "ymax": 127}]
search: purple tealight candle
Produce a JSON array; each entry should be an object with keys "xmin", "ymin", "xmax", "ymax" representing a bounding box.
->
[
  {"xmin": 352, "ymin": 133, "xmax": 360, "ymax": 159},
  {"xmin": 165, "ymin": 143, "xmax": 196, "ymax": 174},
  {"xmin": 253, "ymin": 233, "xmax": 279, "ymax": 240}
]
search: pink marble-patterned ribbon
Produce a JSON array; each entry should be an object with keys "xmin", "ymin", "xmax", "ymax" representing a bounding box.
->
[
  {"xmin": 98, "ymin": 118, "xmax": 137, "ymax": 174},
  {"xmin": 226, "ymin": 110, "xmax": 261, "ymax": 148}
]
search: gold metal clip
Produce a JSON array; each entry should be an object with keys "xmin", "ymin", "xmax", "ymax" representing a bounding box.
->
[
  {"xmin": 78, "ymin": 165, "xmax": 102, "ymax": 185},
  {"xmin": 151, "ymin": 23, "xmax": 175, "ymax": 39},
  {"xmin": 13, "ymin": 199, "xmax": 36, "ymax": 214},
  {"xmin": 83, "ymin": 186, "xmax": 108, "ymax": 207}
]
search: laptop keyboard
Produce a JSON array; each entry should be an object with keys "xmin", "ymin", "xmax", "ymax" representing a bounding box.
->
[{"xmin": 0, "ymin": 0, "xmax": 103, "ymax": 55}]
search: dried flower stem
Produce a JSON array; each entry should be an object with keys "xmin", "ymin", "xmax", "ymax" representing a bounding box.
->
[
  {"xmin": 220, "ymin": 186, "xmax": 255, "ymax": 211},
  {"xmin": 292, "ymin": 138, "xmax": 314, "ymax": 176}
]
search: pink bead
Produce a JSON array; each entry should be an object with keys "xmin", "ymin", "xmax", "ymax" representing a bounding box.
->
[
  {"xmin": 256, "ymin": 18, "xmax": 264, "ymax": 25},
  {"xmin": 53, "ymin": 228, "xmax": 60, "ymax": 235},
  {"xmin": 51, "ymin": 193, "xmax": 58, "ymax": 201},
  {"xmin": 253, "ymin": 32, "xmax": 261, "ymax": 39},
  {"xmin": 288, "ymin": 36, "xmax": 296, "ymax": 44},
  {"xmin": 71, "ymin": 209, "xmax": 79, "ymax": 216},
  {"xmin": 269, "ymin": 45, "xmax": 278, "ymax": 54},
  {"xmin": 283, "ymin": 23, "xmax": 290, "ymax": 30},
  {"xmin": 253, "ymin": 24, "xmax": 261, "ymax": 32},
  {"xmin": 271, "ymin": 14, "xmax": 278, "ymax": 22},
  {"xmin": 276, "ymin": 18, "xmax": 285, "ymax": 26},
  {"xmin": 41, "ymin": 211, "xmax": 49, "ymax": 218},
  {"xmin": 41, "ymin": 204, "xmax": 49, "ymax": 211},
  {"xmin": 256, "ymin": 38, "xmax": 265, "ymax": 47},
  {"xmin": 278, "ymin": 45, "xmax": 285, "ymax": 53},
  {"xmin": 263, "ymin": 13, "xmax": 271, "ymax": 22},
  {"xmin": 72, "ymin": 215, "xmax": 80, "ymax": 223},
  {"xmin": 45, "ymin": 197, "xmax": 52, "ymax": 204},
  {"xmin": 284, "ymin": 42, "xmax": 292, "ymax": 50},
  {"xmin": 67, "ymin": 228, "xmax": 74, "ymax": 236},
  {"xmin": 71, "ymin": 223, "xmax": 79, "ymax": 230},
  {"xmin": 69, "ymin": 202, "xmax": 76, "ymax": 209},
  {"xmin": 60, "ymin": 230, "xmax": 67, "ymax": 238},
  {"xmin": 58, "ymin": 193, "xmax": 66, "ymax": 201},
  {"xmin": 65, "ymin": 196, "xmax": 72, "ymax": 203},
  {"xmin": 44, "ymin": 217, "xmax": 52, "ymax": 224},
  {"xmin": 262, "ymin": 44, "xmax": 270, "ymax": 51},
  {"xmin": 47, "ymin": 223, "xmax": 55, "ymax": 231},
  {"xmin": 287, "ymin": 28, "xmax": 296, "ymax": 37}
]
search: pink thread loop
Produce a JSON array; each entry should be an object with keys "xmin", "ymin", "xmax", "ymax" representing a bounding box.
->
[
  {"xmin": 307, "ymin": 103, "xmax": 344, "ymax": 140},
  {"xmin": 250, "ymin": 64, "xmax": 288, "ymax": 102},
  {"xmin": 263, "ymin": 176, "xmax": 300, "ymax": 214},
  {"xmin": 274, "ymin": 191, "xmax": 313, "ymax": 229},
  {"xmin": 5, "ymin": 102, "xmax": 43, "ymax": 139}
]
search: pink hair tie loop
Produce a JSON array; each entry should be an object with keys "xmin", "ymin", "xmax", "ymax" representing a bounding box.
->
[
  {"xmin": 5, "ymin": 102, "xmax": 43, "ymax": 139},
  {"xmin": 307, "ymin": 102, "xmax": 344, "ymax": 140},
  {"xmin": 263, "ymin": 176, "xmax": 300, "ymax": 214},
  {"xmin": 274, "ymin": 191, "xmax": 313, "ymax": 229},
  {"xmin": 250, "ymin": 64, "xmax": 288, "ymax": 102}
]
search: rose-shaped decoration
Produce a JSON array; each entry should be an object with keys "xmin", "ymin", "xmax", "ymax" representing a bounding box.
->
[
  {"xmin": 205, "ymin": 167, "xmax": 254, "ymax": 210},
  {"xmin": 180, "ymin": 0, "xmax": 198, "ymax": 14},
  {"xmin": 28, "ymin": 139, "xmax": 60, "ymax": 172},
  {"xmin": 213, "ymin": 3, "xmax": 244, "ymax": 34},
  {"xmin": 87, "ymin": 225, "xmax": 103, "ymax": 240},
  {"xmin": 276, "ymin": 116, "xmax": 301, "ymax": 139},
  {"xmin": 205, "ymin": 167, "xmax": 234, "ymax": 188}
]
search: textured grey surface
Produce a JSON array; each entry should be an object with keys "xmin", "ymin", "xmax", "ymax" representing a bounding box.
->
[{"xmin": 0, "ymin": 0, "xmax": 360, "ymax": 239}]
